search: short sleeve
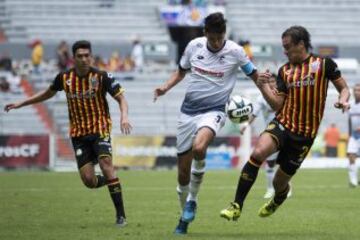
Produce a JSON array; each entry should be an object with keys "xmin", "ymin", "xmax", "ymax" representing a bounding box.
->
[
  {"xmin": 276, "ymin": 68, "xmax": 288, "ymax": 94},
  {"xmin": 179, "ymin": 41, "xmax": 194, "ymax": 70},
  {"xmin": 49, "ymin": 73, "xmax": 63, "ymax": 91},
  {"xmin": 103, "ymin": 72, "xmax": 124, "ymax": 97},
  {"xmin": 235, "ymin": 46, "xmax": 257, "ymax": 76},
  {"xmin": 325, "ymin": 58, "xmax": 341, "ymax": 81}
]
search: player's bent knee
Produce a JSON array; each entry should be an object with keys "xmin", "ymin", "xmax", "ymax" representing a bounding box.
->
[{"xmin": 251, "ymin": 149, "xmax": 267, "ymax": 163}]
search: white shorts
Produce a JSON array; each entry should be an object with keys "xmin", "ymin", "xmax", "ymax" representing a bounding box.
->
[
  {"xmin": 176, "ymin": 111, "xmax": 226, "ymax": 154},
  {"xmin": 347, "ymin": 136, "xmax": 360, "ymax": 155}
]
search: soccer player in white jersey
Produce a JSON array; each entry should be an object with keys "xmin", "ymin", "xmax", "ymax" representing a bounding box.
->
[
  {"xmin": 347, "ymin": 83, "xmax": 360, "ymax": 187},
  {"xmin": 153, "ymin": 12, "xmax": 263, "ymax": 234},
  {"xmin": 240, "ymin": 74, "xmax": 292, "ymax": 199}
]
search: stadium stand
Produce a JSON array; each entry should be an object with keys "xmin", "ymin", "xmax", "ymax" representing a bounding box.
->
[
  {"xmin": 1, "ymin": 0, "xmax": 169, "ymax": 43},
  {"xmin": 0, "ymin": 89, "xmax": 48, "ymax": 134},
  {"xmin": 226, "ymin": 0, "xmax": 360, "ymax": 45}
]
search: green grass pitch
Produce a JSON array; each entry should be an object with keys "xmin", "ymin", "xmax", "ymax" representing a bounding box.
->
[{"xmin": 0, "ymin": 169, "xmax": 359, "ymax": 240}]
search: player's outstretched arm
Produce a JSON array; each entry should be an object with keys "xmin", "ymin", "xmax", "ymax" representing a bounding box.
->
[
  {"xmin": 153, "ymin": 69, "xmax": 186, "ymax": 102},
  {"xmin": 255, "ymin": 71, "xmax": 285, "ymax": 111},
  {"xmin": 332, "ymin": 77, "xmax": 350, "ymax": 112},
  {"xmin": 4, "ymin": 87, "xmax": 57, "ymax": 112},
  {"xmin": 114, "ymin": 93, "xmax": 132, "ymax": 135}
]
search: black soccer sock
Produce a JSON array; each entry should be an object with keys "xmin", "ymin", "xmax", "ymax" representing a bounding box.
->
[
  {"xmin": 95, "ymin": 175, "xmax": 107, "ymax": 188},
  {"xmin": 234, "ymin": 159, "xmax": 260, "ymax": 209},
  {"xmin": 274, "ymin": 183, "xmax": 290, "ymax": 205},
  {"xmin": 107, "ymin": 178, "xmax": 126, "ymax": 218}
]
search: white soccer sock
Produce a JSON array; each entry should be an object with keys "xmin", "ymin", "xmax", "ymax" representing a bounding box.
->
[
  {"xmin": 187, "ymin": 160, "xmax": 205, "ymax": 202},
  {"xmin": 265, "ymin": 164, "xmax": 275, "ymax": 190},
  {"xmin": 348, "ymin": 163, "xmax": 358, "ymax": 185},
  {"xmin": 177, "ymin": 184, "xmax": 189, "ymax": 210}
]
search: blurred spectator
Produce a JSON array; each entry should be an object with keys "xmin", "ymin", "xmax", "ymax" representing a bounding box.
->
[
  {"xmin": 131, "ymin": 37, "xmax": 144, "ymax": 72},
  {"xmin": 57, "ymin": 41, "xmax": 73, "ymax": 71},
  {"xmin": 93, "ymin": 55, "xmax": 107, "ymax": 71},
  {"xmin": 123, "ymin": 54, "xmax": 135, "ymax": 72},
  {"xmin": 239, "ymin": 40, "xmax": 254, "ymax": 61},
  {"xmin": 29, "ymin": 39, "xmax": 43, "ymax": 74},
  {"xmin": 108, "ymin": 51, "xmax": 123, "ymax": 72},
  {"xmin": 0, "ymin": 27, "xmax": 7, "ymax": 43},
  {"xmin": 0, "ymin": 52, "xmax": 12, "ymax": 72},
  {"xmin": 311, "ymin": 135, "xmax": 325, "ymax": 157},
  {"xmin": 177, "ymin": 2, "xmax": 205, "ymax": 26},
  {"xmin": 0, "ymin": 76, "xmax": 9, "ymax": 92},
  {"xmin": 324, "ymin": 123, "xmax": 341, "ymax": 157}
]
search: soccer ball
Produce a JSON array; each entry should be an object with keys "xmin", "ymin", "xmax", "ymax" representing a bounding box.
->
[{"xmin": 226, "ymin": 95, "xmax": 253, "ymax": 124}]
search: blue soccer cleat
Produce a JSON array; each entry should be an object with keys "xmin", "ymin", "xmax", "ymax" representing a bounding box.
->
[
  {"xmin": 174, "ymin": 219, "xmax": 189, "ymax": 234},
  {"xmin": 181, "ymin": 200, "xmax": 197, "ymax": 223}
]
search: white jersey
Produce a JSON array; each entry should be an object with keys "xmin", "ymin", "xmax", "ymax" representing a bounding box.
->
[
  {"xmin": 179, "ymin": 37, "xmax": 256, "ymax": 115},
  {"xmin": 252, "ymin": 95, "xmax": 275, "ymax": 124},
  {"xmin": 349, "ymin": 101, "xmax": 360, "ymax": 139}
]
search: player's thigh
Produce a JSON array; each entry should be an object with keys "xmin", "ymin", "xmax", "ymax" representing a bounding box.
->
[{"xmin": 252, "ymin": 132, "xmax": 278, "ymax": 161}]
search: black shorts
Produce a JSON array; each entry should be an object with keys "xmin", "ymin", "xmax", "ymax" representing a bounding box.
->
[
  {"xmin": 71, "ymin": 134, "xmax": 112, "ymax": 169},
  {"xmin": 264, "ymin": 119, "xmax": 314, "ymax": 176}
]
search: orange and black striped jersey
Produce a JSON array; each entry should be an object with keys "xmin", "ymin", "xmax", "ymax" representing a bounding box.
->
[
  {"xmin": 275, "ymin": 54, "xmax": 342, "ymax": 138},
  {"xmin": 50, "ymin": 67, "xmax": 124, "ymax": 137}
]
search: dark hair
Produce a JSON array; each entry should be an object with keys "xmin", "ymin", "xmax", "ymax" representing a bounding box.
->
[
  {"xmin": 204, "ymin": 12, "xmax": 226, "ymax": 34},
  {"xmin": 72, "ymin": 40, "xmax": 92, "ymax": 55},
  {"xmin": 282, "ymin": 26, "xmax": 312, "ymax": 51},
  {"xmin": 271, "ymin": 73, "xmax": 277, "ymax": 79}
]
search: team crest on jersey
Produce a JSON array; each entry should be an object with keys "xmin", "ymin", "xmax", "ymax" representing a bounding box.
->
[
  {"xmin": 197, "ymin": 55, "xmax": 204, "ymax": 60},
  {"xmin": 196, "ymin": 43, "xmax": 203, "ymax": 48},
  {"xmin": 66, "ymin": 79, "xmax": 71, "ymax": 85},
  {"xmin": 219, "ymin": 55, "xmax": 225, "ymax": 64},
  {"xmin": 310, "ymin": 61, "xmax": 320, "ymax": 73}
]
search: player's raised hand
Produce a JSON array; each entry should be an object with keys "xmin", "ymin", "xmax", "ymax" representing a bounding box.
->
[
  {"xmin": 334, "ymin": 100, "xmax": 350, "ymax": 113},
  {"xmin": 4, "ymin": 102, "xmax": 22, "ymax": 112},
  {"xmin": 120, "ymin": 116, "xmax": 132, "ymax": 135},
  {"xmin": 153, "ymin": 86, "xmax": 167, "ymax": 102}
]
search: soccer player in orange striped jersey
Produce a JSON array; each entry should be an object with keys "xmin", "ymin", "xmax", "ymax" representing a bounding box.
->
[
  {"xmin": 4, "ymin": 40, "xmax": 132, "ymax": 227},
  {"xmin": 220, "ymin": 26, "xmax": 350, "ymax": 221}
]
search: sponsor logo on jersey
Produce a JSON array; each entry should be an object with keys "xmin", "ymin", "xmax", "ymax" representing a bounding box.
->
[
  {"xmin": 197, "ymin": 55, "xmax": 204, "ymax": 60},
  {"xmin": 193, "ymin": 66, "xmax": 224, "ymax": 78}
]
